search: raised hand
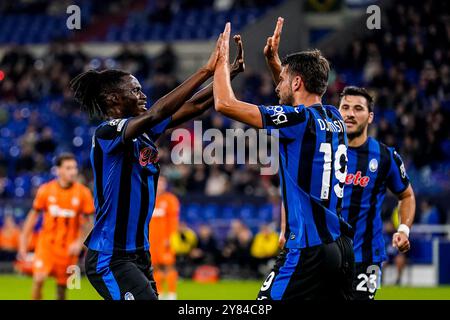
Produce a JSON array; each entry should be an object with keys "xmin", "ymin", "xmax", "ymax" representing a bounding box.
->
[
  {"xmin": 217, "ymin": 22, "xmax": 231, "ymax": 65},
  {"xmin": 264, "ymin": 17, "xmax": 284, "ymax": 61},
  {"xmin": 231, "ymin": 34, "xmax": 245, "ymax": 75},
  {"xmin": 204, "ymin": 33, "xmax": 223, "ymax": 74}
]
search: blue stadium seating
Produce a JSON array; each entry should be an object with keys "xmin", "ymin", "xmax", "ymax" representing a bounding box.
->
[{"xmin": 0, "ymin": 2, "xmax": 282, "ymax": 44}]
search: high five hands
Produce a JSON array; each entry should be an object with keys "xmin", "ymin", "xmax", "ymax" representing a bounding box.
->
[{"xmin": 205, "ymin": 22, "xmax": 245, "ymax": 75}]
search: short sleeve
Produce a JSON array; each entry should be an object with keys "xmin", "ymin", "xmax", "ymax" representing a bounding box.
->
[
  {"xmin": 258, "ymin": 105, "xmax": 309, "ymax": 140},
  {"xmin": 95, "ymin": 118, "xmax": 130, "ymax": 154},
  {"xmin": 32, "ymin": 185, "xmax": 47, "ymax": 211},
  {"xmin": 147, "ymin": 116, "xmax": 172, "ymax": 141},
  {"xmin": 387, "ymin": 148, "xmax": 410, "ymax": 194},
  {"xmin": 81, "ymin": 186, "xmax": 95, "ymax": 215}
]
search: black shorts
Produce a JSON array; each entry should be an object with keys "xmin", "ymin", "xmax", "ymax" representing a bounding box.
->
[
  {"xmin": 353, "ymin": 262, "xmax": 382, "ymax": 300},
  {"xmin": 257, "ymin": 235, "xmax": 355, "ymax": 300},
  {"xmin": 85, "ymin": 249, "xmax": 158, "ymax": 300}
]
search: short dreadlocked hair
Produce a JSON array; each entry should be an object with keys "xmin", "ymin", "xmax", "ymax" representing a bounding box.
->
[{"xmin": 69, "ymin": 69, "xmax": 131, "ymax": 118}]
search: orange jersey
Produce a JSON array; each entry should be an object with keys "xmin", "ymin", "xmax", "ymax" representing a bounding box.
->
[
  {"xmin": 149, "ymin": 192, "xmax": 180, "ymax": 253},
  {"xmin": 32, "ymin": 180, "xmax": 94, "ymax": 259},
  {"xmin": 0, "ymin": 227, "xmax": 20, "ymax": 251}
]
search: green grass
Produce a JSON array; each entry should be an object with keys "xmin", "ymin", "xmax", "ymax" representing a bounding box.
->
[
  {"xmin": 0, "ymin": 274, "xmax": 449, "ymax": 300},
  {"xmin": 376, "ymin": 285, "xmax": 450, "ymax": 300}
]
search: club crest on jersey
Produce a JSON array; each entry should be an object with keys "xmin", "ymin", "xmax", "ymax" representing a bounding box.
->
[
  {"xmin": 124, "ymin": 292, "xmax": 135, "ymax": 300},
  {"xmin": 108, "ymin": 119, "xmax": 121, "ymax": 126},
  {"xmin": 108, "ymin": 119, "xmax": 127, "ymax": 132},
  {"xmin": 369, "ymin": 159, "xmax": 378, "ymax": 172},
  {"xmin": 399, "ymin": 163, "xmax": 406, "ymax": 178},
  {"xmin": 139, "ymin": 147, "xmax": 159, "ymax": 167}
]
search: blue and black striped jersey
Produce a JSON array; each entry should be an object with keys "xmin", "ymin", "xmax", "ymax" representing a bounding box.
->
[
  {"xmin": 85, "ymin": 116, "xmax": 171, "ymax": 253},
  {"xmin": 341, "ymin": 137, "xmax": 410, "ymax": 263},
  {"xmin": 258, "ymin": 104, "xmax": 350, "ymax": 249}
]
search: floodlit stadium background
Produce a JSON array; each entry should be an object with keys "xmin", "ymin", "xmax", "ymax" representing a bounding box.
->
[{"xmin": 0, "ymin": 0, "xmax": 449, "ymax": 299}]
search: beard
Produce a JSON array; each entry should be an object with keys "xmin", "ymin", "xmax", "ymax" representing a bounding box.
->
[
  {"xmin": 347, "ymin": 122, "xmax": 368, "ymax": 140},
  {"xmin": 278, "ymin": 89, "xmax": 294, "ymax": 106}
]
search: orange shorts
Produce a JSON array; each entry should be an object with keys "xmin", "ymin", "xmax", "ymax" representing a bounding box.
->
[
  {"xmin": 151, "ymin": 247, "xmax": 175, "ymax": 266},
  {"xmin": 33, "ymin": 249, "xmax": 78, "ymax": 286}
]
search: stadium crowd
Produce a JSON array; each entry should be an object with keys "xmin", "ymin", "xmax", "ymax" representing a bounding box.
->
[{"xmin": 0, "ymin": 0, "xmax": 449, "ymax": 277}]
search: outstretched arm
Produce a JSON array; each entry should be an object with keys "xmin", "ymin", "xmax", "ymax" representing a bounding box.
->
[
  {"xmin": 213, "ymin": 23, "xmax": 263, "ymax": 128},
  {"xmin": 123, "ymin": 36, "xmax": 221, "ymax": 141},
  {"xmin": 168, "ymin": 36, "xmax": 246, "ymax": 129},
  {"xmin": 264, "ymin": 17, "xmax": 284, "ymax": 86},
  {"xmin": 18, "ymin": 209, "xmax": 38, "ymax": 261}
]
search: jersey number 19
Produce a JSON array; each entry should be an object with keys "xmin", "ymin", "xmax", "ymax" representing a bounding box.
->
[{"xmin": 319, "ymin": 143, "xmax": 348, "ymax": 200}]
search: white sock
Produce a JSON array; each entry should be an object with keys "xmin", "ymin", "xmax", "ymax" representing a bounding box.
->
[
  {"xmin": 159, "ymin": 293, "xmax": 167, "ymax": 300},
  {"xmin": 167, "ymin": 292, "xmax": 177, "ymax": 300}
]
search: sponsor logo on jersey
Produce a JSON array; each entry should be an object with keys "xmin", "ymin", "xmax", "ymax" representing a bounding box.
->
[
  {"xmin": 139, "ymin": 147, "xmax": 159, "ymax": 167},
  {"xmin": 267, "ymin": 105, "xmax": 288, "ymax": 126},
  {"xmin": 345, "ymin": 171, "xmax": 370, "ymax": 187},
  {"xmin": 48, "ymin": 205, "xmax": 76, "ymax": 218}
]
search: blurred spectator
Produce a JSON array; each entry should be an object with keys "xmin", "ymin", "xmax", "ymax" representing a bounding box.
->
[
  {"xmin": 171, "ymin": 222, "xmax": 197, "ymax": 255},
  {"xmin": 15, "ymin": 146, "xmax": 36, "ymax": 173},
  {"xmin": 250, "ymin": 224, "xmax": 279, "ymax": 274},
  {"xmin": 152, "ymin": 44, "xmax": 177, "ymax": 75},
  {"xmin": 114, "ymin": 45, "xmax": 151, "ymax": 79},
  {"xmin": 205, "ymin": 166, "xmax": 229, "ymax": 196},
  {"xmin": 35, "ymin": 127, "xmax": 57, "ymax": 155},
  {"xmin": 420, "ymin": 199, "xmax": 442, "ymax": 224},
  {"xmin": 0, "ymin": 216, "xmax": 20, "ymax": 261},
  {"xmin": 148, "ymin": 0, "xmax": 173, "ymax": 24},
  {"xmin": 180, "ymin": 0, "xmax": 213, "ymax": 9},
  {"xmin": 171, "ymin": 222, "xmax": 197, "ymax": 277},
  {"xmin": 222, "ymin": 220, "xmax": 254, "ymax": 277},
  {"xmin": 190, "ymin": 224, "xmax": 220, "ymax": 265},
  {"xmin": 186, "ymin": 165, "xmax": 207, "ymax": 193}
]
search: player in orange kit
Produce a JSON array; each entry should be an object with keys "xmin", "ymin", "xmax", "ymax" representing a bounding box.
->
[
  {"xmin": 149, "ymin": 175, "xmax": 180, "ymax": 300},
  {"xmin": 18, "ymin": 153, "xmax": 94, "ymax": 300}
]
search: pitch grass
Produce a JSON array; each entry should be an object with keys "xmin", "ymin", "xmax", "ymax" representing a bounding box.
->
[{"xmin": 0, "ymin": 275, "xmax": 449, "ymax": 300}]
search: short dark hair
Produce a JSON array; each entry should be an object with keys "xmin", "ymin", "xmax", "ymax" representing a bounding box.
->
[
  {"xmin": 340, "ymin": 86, "xmax": 374, "ymax": 112},
  {"xmin": 55, "ymin": 153, "xmax": 76, "ymax": 167},
  {"xmin": 281, "ymin": 49, "xmax": 330, "ymax": 96},
  {"xmin": 69, "ymin": 69, "xmax": 131, "ymax": 118}
]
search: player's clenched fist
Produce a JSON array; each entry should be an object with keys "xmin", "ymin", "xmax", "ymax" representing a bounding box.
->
[{"xmin": 392, "ymin": 232, "xmax": 410, "ymax": 253}]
